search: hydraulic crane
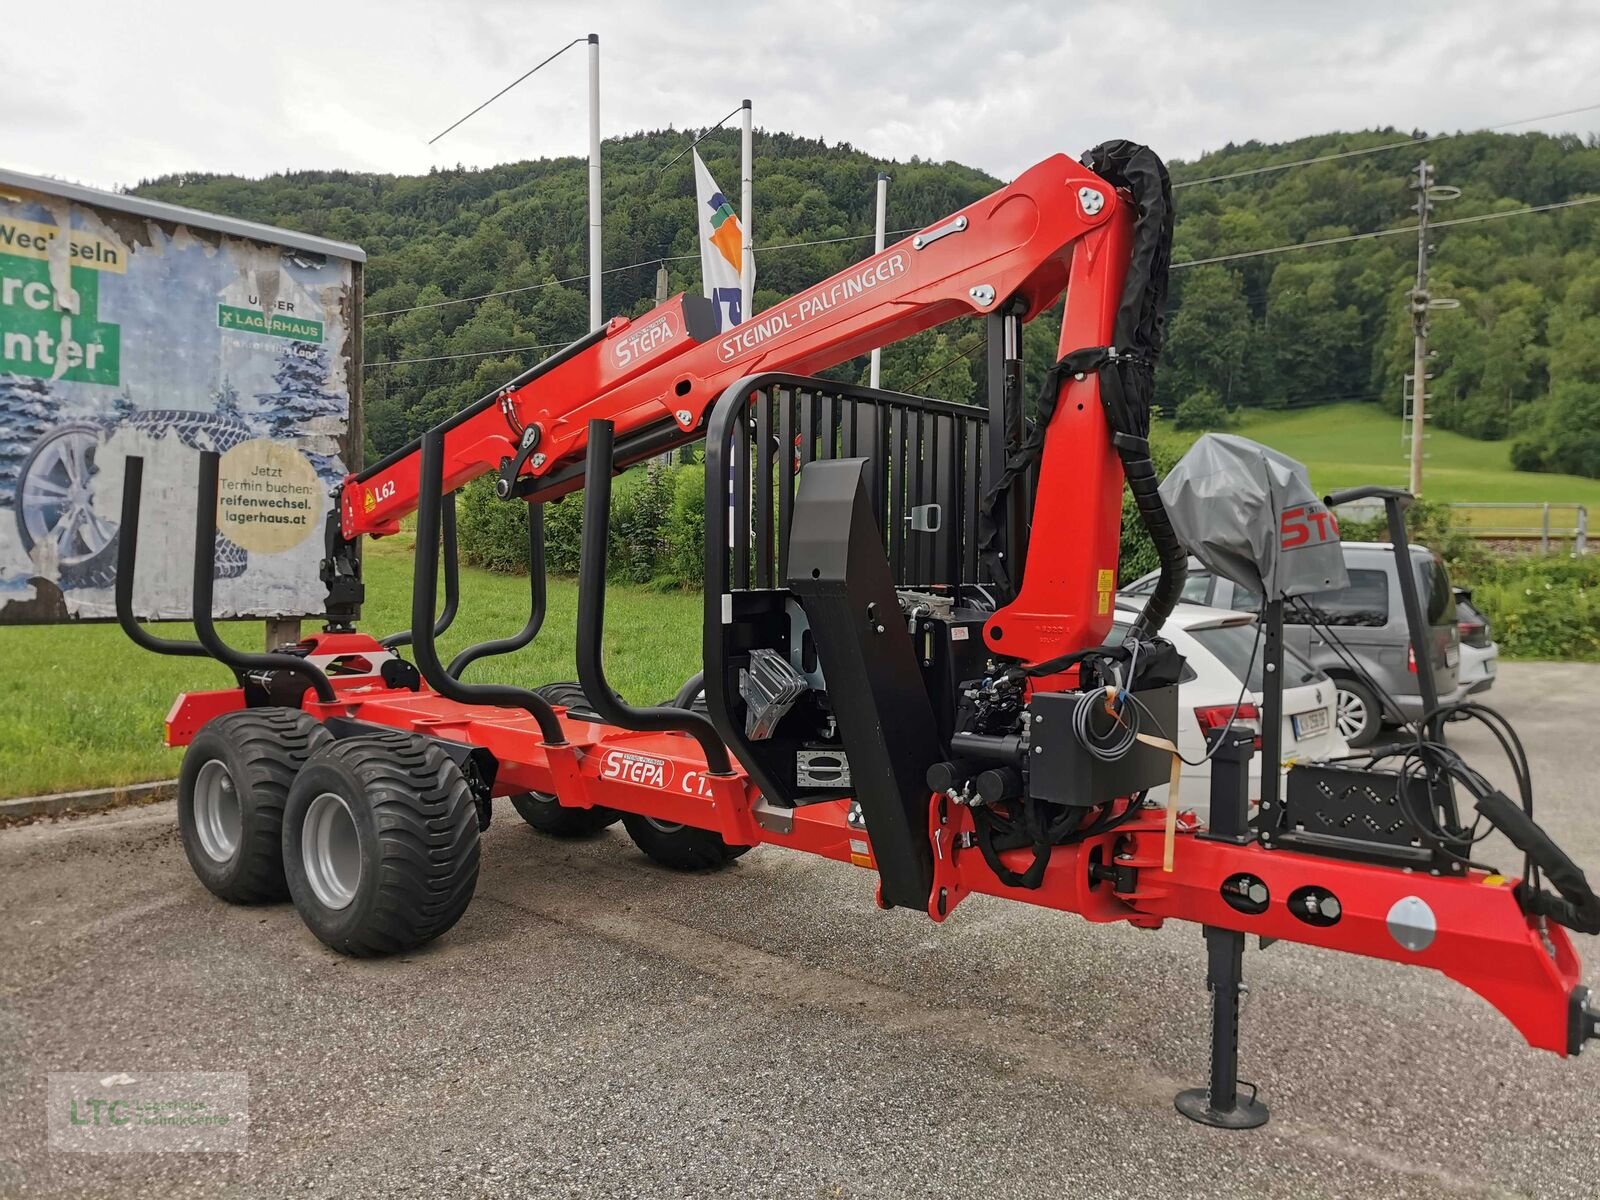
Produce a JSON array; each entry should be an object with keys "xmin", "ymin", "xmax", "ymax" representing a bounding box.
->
[{"xmin": 117, "ymin": 142, "xmax": 1598, "ymax": 1127}]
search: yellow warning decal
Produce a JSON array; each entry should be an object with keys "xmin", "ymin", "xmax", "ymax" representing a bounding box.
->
[
  {"xmin": 1097, "ymin": 591, "xmax": 1112, "ymax": 615},
  {"xmin": 1097, "ymin": 568, "xmax": 1116, "ymax": 592}
]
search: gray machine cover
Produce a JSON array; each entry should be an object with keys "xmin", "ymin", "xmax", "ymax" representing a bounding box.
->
[{"xmin": 1158, "ymin": 433, "xmax": 1348, "ymax": 600}]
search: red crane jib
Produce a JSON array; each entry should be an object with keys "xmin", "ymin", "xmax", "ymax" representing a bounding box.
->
[{"xmin": 343, "ymin": 152, "xmax": 1128, "ymax": 664}]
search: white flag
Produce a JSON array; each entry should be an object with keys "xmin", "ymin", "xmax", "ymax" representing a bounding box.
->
[{"xmin": 693, "ymin": 150, "xmax": 750, "ymax": 330}]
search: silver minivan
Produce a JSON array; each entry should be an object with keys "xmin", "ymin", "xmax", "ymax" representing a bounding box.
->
[{"xmin": 1123, "ymin": 542, "xmax": 1460, "ymax": 746}]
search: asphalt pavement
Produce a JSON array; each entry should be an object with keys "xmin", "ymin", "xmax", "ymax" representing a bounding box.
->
[{"xmin": 3, "ymin": 662, "xmax": 1598, "ymax": 1199}]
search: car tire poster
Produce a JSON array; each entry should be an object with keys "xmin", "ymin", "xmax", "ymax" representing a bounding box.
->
[{"xmin": 0, "ymin": 172, "xmax": 362, "ymax": 623}]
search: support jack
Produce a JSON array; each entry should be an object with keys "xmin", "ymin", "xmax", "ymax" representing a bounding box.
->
[
  {"xmin": 1175, "ymin": 925, "xmax": 1269, "ymax": 1129},
  {"xmin": 1177, "ymin": 726, "xmax": 1268, "ymax": 1130}
]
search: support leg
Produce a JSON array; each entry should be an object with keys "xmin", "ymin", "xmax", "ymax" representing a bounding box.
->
[
  {"xmin": 1176, "ymin": 927, "xmax": 1269, "ymax": 1129},
  {"xmin": 1177, "ymin": 726, "xmax": 1268, "ymax": 1128}
]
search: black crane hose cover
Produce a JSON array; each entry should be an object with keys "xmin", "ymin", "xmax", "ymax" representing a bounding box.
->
[{"xmin": 1081, "ymin": 140, "xmax": 1184, "ymax": 639}]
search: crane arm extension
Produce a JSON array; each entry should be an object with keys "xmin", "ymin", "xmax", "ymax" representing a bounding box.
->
[{"xmin": 340, "ymin": 153, "xmax": 1126, "ymax": 545}]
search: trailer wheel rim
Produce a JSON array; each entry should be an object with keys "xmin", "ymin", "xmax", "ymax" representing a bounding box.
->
[
  {"xmin": 644, "ymin": 817, "xmax": 685, "ymax": 835},
  {"xmin": 1334, "ymin": 688, "xmax": 1368, "ymax": 740},
  {"xmin": 20, "ymin": 428, "xmax": 116, "ymax": 564},
  {"xmin": 193, "ymin": 759, "xmax": 242, "ymax": 863},
  {"xmin": 302, "ymin": 792, "xmax": 362, "ymax": 910}
]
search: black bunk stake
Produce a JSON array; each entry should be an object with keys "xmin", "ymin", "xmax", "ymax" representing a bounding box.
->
[
  {"xmin": 1177, "ymin": 729, "xmax": 1269, "ymax": 1130},
  {"xmin": 448, "ymin": 502, "xmax": 548, "ymax": 678},
  {"xmin": 383, "ymin": 491, "xmax": 458, "ymax": 649},
  {"xmin": 190, "ymin": 452, "xmax": 336, "ymax": 704},
  {"xmin": 576, "ymin": 419, "xmax": 732, "ymax": 774},
  {"xmin": 116, "ymin": 456, "xmax": 208, "ymax": 659},
  {"xmin": 409, "ymin": 430, "xmax": 566, "ymax": 745}
]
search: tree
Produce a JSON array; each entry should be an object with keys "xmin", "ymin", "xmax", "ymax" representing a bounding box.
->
[
  {"xmin": 211, "ymin": 377, "xmax": 242, "ymax": 421},
  {"xmin": 0, "ymin": 375, "xmax": 55, "ymax": 507},
  {"xmin": 1159, "ymin": 267, "xmax": 1259, "ymax": 410},
  {"xmin": 252, "ymin": 341, "xmax": 346, "ymax": 481}
]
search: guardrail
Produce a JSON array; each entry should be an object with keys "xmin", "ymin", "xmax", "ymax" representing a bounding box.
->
[{"xmin": 1448, "ymin": 502, "xmax": 1589, "ymax": 554}]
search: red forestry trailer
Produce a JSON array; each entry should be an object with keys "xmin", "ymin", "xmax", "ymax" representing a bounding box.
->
[{"xmin": 117, "ymin": 143, "xmax": 1598, "ymax": 1128}]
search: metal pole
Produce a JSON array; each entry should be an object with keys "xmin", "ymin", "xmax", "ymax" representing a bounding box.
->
[
  {"xmin": 587, "ymin": 33, "xmax": 602, "ymax": 331},
  {"xmin": 1408, "ymin": 159, "xmax": 1431, "ymax": 498},
  {"xmin": 1543, "ymin": 502, "xmax": 1552, "ymax": 554},
  {"xmin": 869, "ymin": 172, "xmax": 888, "ymax": 389},
  {"xmin": 740, "ymin": 99, "xmax": 753, "ymax": 325}
]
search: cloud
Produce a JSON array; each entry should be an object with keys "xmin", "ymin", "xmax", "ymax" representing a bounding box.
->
[{"xmin": 5, "ymin": 0, "xmax": 1598, "ymax": 191}]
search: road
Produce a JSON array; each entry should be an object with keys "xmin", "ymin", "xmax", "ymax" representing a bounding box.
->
[{"xmin": 3, "ymin": 662, "xmax": 1598, "ymax": 1198}]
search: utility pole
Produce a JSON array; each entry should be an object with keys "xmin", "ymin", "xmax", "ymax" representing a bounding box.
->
[
  {"xmin": 1406, "ymin": 160, "xmax": 1459, "ymax": 497},
  {"xmin": 587, "ymin": 33, "xmax": 603, "ymax": 331},
  {"xmin": 869, "ymin": 172, "xmax": 889, "ymax": 389},
  {"xmin": 739, "ymin": 99, "xmax": 754, "ymax": 325}
]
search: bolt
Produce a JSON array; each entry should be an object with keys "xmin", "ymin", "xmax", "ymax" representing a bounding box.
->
[
  {"xmin": 676, "ymin": 409, "xmax": 693, "ymax": 425},
  {"xmin": 1035, "ymin": 746, "xmax": 1044, "ymax": 755},
  {"xmin": 531, "ymin": 453, "xmax": 546, "ymax": 469}
]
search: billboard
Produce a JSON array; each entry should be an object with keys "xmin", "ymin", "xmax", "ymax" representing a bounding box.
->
[{"xmin": 0, "ymin": 169, "xmax": 364, "ymax": 624}]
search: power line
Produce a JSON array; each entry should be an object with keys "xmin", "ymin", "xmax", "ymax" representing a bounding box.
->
[
  {"xmin": 367, "ymin": 273, "xmax": 588, "ymax": 318},
  {"xmin": 659, "ymin": 105, "xmax": 745, "ymax": 171},
  {"xmin": 1173, "ymin": 100, "xmax": 1600, "ymax": 189},
  {"xmin": 1171, "ymin": 194, "xmax": 1600, "ymax": 269},
  {"xmin": 366, "ymin": 198, "xmax": 1600, "ymax": 367},
  {"xmin": 905, "ymin": 338, "xmax": 985, "ymax": 392},
  {"xmin": 429, "ymin": 37, "xmax": 586, "ymax": 146},
  {"xmin": 365, "ymin": 341, "xmax": 569, "ymax": 369},
  {"xmin": 365, "ymin": 227, "xmax": 924, "ymax": 321}
]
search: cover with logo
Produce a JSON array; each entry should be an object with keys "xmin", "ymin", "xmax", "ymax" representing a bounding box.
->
[{"xmin": 1158, "ymin": 432, "xmax": 1349, "ymax": 600}]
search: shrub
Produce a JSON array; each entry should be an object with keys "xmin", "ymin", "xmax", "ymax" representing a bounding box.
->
[
  {"xmin": 1471, "ymin": 555, "xmax": 1600, "ymax": 661},
  {"xmin": 458, "ymin": 459, "xmax": 693, "ymax": 585},
  {"xmin": 663, "ymin": 464, "xmax": 708, "ymax": 587},
  {"xmin": 1173, "ymin": 389, "xmax": 1229, "ymax": 432},
  {"xmin": 456, "ymin": 476, "xmax": 530, "ymax": 573}
]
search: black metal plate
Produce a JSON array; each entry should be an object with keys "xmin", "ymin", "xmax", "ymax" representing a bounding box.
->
[{"xmin": 1265, "ymin": 762, "xmax": 1467, "ymax": 874}]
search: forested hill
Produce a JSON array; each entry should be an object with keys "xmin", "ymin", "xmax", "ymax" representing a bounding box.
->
[{"xmin": 134, "ymin": 126, "xmax": 1600, "ymax": 476}]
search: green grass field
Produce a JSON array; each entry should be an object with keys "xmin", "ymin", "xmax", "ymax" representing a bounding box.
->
[
  {"xmin": 1157, "ymin": 403, "xmax": 1600, "ymax": 511},
  {"xmin": 7, "ymin": 400, "xmax": 1593, "ymax": 800},
  {"xmin": 0, "ymin": 535, "xmax": 702, "ymax": 799}
]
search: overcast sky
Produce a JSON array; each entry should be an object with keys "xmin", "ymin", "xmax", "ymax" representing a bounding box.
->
[{"xmin": 7, "ymin": 0, "xmax": 1600, "ymax": 192}]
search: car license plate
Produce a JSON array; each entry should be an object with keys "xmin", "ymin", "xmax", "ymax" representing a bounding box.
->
[
  {"xmin": 1292, "ymin": 708, "xmax": 1329, "ymax": 739},
  {"xmin": 1446, "ymin": 646, "xmax": 1460, "ymax": 668}
]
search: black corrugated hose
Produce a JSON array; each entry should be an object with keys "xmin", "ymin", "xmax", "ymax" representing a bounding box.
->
[{"xmin": 1079, "ymin": 140, "xmax": 1186, "ymax": 641}]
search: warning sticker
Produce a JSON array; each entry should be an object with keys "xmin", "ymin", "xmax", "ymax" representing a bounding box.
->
[{"xmin": 1097, "ymin": 568, "xmax": 1116, "ymax": 592}]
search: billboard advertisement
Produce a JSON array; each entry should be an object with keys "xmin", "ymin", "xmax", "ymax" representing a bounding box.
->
[{"xmin": 0, "ymin": 170, "xmax": 363, "ymax": 624}]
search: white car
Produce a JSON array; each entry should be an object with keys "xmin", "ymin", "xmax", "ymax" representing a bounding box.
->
[
  {"xmin": 1108, "ymin": 600, "xmax": 1350, "ymax": 815},
  {"xmin": 1454, "ymin": 587, "xmax": 1499, "ymax": 698}
]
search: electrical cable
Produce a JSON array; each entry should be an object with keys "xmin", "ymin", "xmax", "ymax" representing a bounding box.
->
[
  {"xmin": 1171, "ymin": 100, "xmax": 1600, "ymax": 189},
  {"xmin": 1173, "ymin": 195, "xmax": 1600, "ymax": 270}
]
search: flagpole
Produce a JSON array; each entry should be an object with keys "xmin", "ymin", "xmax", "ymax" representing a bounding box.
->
[
  {"xmin": 587, "ymin": 33, "xmax": 602, "ymax": 331},
  {"xmin": 739, "ymin": 99, "xmax": 753, "ymax": 323},
  {"xmin": 869, "ymin": 171, "xmax": 888, "ymax": 388}
]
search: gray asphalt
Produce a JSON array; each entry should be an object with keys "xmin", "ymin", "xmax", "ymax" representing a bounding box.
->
[{"xmin": 3, "ymin": 662, "xmax": 1598, "ymax": 1199}]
